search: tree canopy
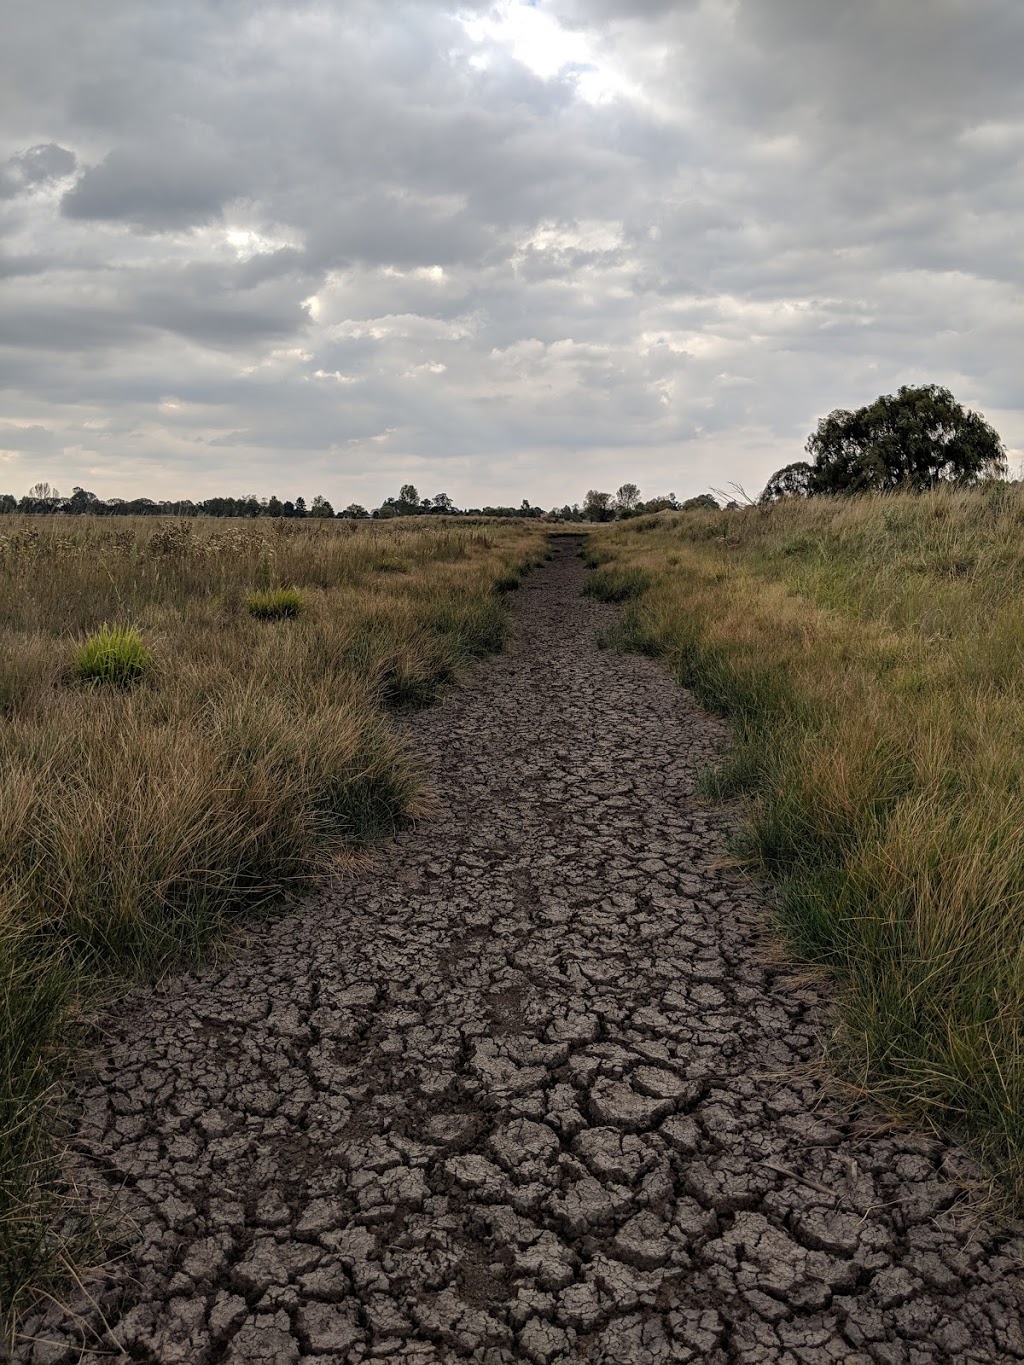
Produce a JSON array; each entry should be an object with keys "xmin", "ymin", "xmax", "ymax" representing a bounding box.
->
[
  {"xmin": 758, "ymin": 461, "xmax": 814, "ymax": 505},
  {"xmin": 583, "ymin": 490, "xmax": 615, "ymax": 521},
  {"xmin": 805, "ymin": 385, "xmax": 1006, "ymax": 495},
  {"xmin": 758, "ymin": 386, "xmax": 1006, "ymax": 503}
]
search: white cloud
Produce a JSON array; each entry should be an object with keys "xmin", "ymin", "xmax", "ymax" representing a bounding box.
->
[{"xmin": 459, "ymin": 1, "xmax": 639, "ymax": 104}]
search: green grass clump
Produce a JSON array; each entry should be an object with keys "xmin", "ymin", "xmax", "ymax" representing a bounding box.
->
[
  {"xmin": 589, "ymin": 485, "xmax": 1024, "ymax": 1200},
  {"xmin": 74, "ymin": 625, "xmax": 152, "ymax": 686},
  {"xmin": 246, "ymin": 587, "xmax": 304, "ymax": 619}
]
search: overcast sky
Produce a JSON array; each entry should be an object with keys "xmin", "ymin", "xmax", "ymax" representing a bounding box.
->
[{"xmin": 1, "ymin": 0, "xmax": 1021, "ymax": 509}]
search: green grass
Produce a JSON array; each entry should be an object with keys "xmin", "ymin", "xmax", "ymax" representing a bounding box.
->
[
  {"xmin": 0, "ymin": 513, "xmax": 547, "ymax": 1337},
  {"xmin": 73, "ymin": 625, "xmax": 152, "ymax": 686},
  {"xmin": 589, "ymin": 484, "xmax": 1024, "ymax": 1198},
  {"xmin": 582, "ymin": 565, "xmax": 652, "ymax": 602},
  {"xmin": 246, "ymin": 587, "xmax": 305, "ymax": 619},
  {"xmin": 0, "ymin": 926, "xmax": 75, "ymax": 1323}
]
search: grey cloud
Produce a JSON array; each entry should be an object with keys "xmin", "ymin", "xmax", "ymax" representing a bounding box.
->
[
  {"xmin": 734, "ymin": 0, "xmax": 1024, "ymax": 123},
  {"xmin": 134, "ymin": 261, "xmax": 315, "ymax": 347},
  {"xmin": 0, "ymin": 143, "xmax": 76, "ymax": 198},
  {"xmin": 0, "ymin": 297, "xmax": 145, "ymax": 352},
  {"xmin": 0, "ymin": 422, "xmax": 62, "ymax": 454},
  {"xmin": 62, "ymin": 139, "xmax": 244, "ymax": 229},
  {"xmin": 236, "ymin": 248, "xmax": 308, "ymax": 288},
  {"xmin": 304, "ymin": 194, "xmax": 495, "ymax": 272},
  {"xmin": 0, "ymin": 252, "xmax": 49, "ymax": 279}
]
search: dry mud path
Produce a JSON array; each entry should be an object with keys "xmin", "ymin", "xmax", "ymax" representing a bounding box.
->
[{"xmin": 17, "ymin": 538, "xmax": 1024, "ymax": 1365}]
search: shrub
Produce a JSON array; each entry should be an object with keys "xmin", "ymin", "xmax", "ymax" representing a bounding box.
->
[
  {"xmin": 73, "ymin": 625, "xmax": 152, "ymax": 687},
  {"xmin": 246, "ymin": 587, "xmax": 304, "ymax": 620}
]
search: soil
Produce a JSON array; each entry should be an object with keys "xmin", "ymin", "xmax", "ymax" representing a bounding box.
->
[{"xmin": 14, "ymin": 536, "xmax": 1024, "ymax": 1363}]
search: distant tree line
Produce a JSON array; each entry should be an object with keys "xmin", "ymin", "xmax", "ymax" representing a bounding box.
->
[
  {"xmin": 760, "ymin": 385, "xmax": 1007, "ymax": 505},
  {"xmin": 2, "ymin": 485, "xmax": 344, "ymax": 519},
  {"xmin": 8, "ymin": 384, "xmax": 1000, "ymax": 522},
  {"xmin": 559, "ymin": 486, "xmax": 723, "ymax": 522},
  {"xmin": 370, "ymin": 485, "xmax": 549, "ymax": 519},
  {"xmin": 1, "ymin": 479, "xmax": 726, "ymax": 522}
]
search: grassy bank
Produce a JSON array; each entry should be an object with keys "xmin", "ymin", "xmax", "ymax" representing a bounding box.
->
[
  {"xmin": 1, "ymin": 514, "xmax": 545, "ymax": 1326},
  {"xmin": 589, "ymin": 486, "xmax": 1024, "ymax": 1192}
]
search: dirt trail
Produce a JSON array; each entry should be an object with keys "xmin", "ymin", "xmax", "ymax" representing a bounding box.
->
[{"xmin": 16, "ymin": 537, "xmax": 1024, "ymax": 1364}]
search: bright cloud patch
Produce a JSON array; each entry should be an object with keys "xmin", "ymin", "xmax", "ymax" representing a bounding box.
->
[{"xmin": 459, "ymin": 1, "xmax": 639, "ymax": 103}]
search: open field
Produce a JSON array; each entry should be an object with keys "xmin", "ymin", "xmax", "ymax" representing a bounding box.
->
[
  {"xmin": 587, "ymin": 485, "xmax": 1024, "ymax": 1193},
  {"xmin": 14, "ymin": 535, "xmax": 1024, "ymax": 1362},
  {"xmin": 0, "ymin": 513, "xmax": 546, "ymax": 1321}
]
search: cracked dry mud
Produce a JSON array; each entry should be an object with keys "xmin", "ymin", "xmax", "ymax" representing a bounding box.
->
[{"xmin": 16, "ymin": 537, "xmax": 1024, "ymax": 1365}]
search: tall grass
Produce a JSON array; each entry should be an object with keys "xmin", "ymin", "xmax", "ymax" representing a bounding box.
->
[
  {"xmin": 590, "ymin": 486, "xmax": 1024, "ymax": 1194},
  {"xmin": 0, "ymin": 514, "xmax": 545, "ymax": 1330}
]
